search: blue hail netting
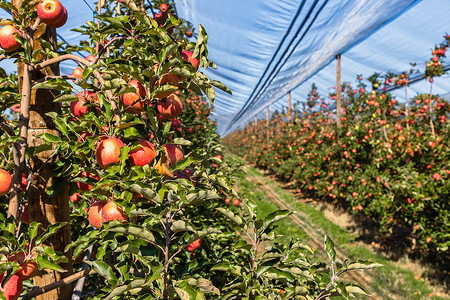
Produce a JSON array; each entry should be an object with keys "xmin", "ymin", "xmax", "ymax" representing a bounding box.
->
[{"xmin": 1, "ymin": 0, "xmax": 449, "ymax": 135}]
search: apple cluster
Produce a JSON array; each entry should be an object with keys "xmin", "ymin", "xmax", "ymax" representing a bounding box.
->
[{"xmin": 0, "ymin": 0, "xmax": 67, "ymax": 53}]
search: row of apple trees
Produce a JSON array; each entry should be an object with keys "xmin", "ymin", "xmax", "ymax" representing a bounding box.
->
[{"xmin": 224, "ymin": 34, "xmax": 450, "ymax": 256}]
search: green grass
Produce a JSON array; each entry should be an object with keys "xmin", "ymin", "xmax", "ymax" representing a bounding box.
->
[{"xmin": 228, "ymin": 152, "xmax": 449, "ymax": 300}]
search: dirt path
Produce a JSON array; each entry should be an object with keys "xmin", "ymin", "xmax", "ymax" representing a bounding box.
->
[{"xmin": 243, "ymin": 167, "xmax": 377, "ymax": 298}]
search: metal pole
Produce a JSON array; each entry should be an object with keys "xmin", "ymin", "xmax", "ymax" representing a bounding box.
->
[{"xmin": 336, "ymin": 54, "xmax": 342, "ymax": 127}]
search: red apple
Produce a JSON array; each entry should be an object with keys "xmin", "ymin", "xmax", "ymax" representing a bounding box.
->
[
  {"xmin": 160, "ymin": 3, "xmax": 168, "ymax": 13},
  {"xmin": 121, "ymin": 79, "xmax": 146, "ymax": 113},
  {"xmin": 0, "ymin": 25, "xmax": 22, "ymax": 52},
  {"xmin": 233, "ymin": 199, "xmax": 240, "ymax": 206},
  {"xmin": 85, "ymin": 54, "xmax": 96, "ymax": 62},
  {"xmin": 95, "ymin": 137, "xmax": 124, "ymax": 169},
  {"xmin": 129, "ymin": 140, "xmax": 156, "ymax": 167},
  {"xmin": 1, "ymin": 274, "xmax": 22, "ymax": 300},
  {"xmin": 70, "ymin": 91, "xmax": 98, "ymax": 117},
  {"xmin": 181, "ymin": 50, "xmax": 199, "ymax": 70},
  {"xmin": 157, "ymin": 93, "xmax": 183, "ymax": 120},
  {"xmin": 102, "ymin": 201, "xmax": 128, "ymax": 222},
  {"xmin": 88, "ymin": 201, "xmax": 106, "ymax": 229},
  {"xmin": 52, "ymin": 6, "xmax": 67, "ymax": 28},
  {"xmin": 70, "ymin": 192, "xmax": 81, "ymax": 203},
  {"xmin": 11, "ymin": 104, "xmax": 20, "ymax": 113},
  {"xmin": 185, "ymin": 30, "xmax": 192, "ymax": 38},
  {"xmin": 162, "ymin": 144, "xmax": 184, "ymax": 166},
  {"xmin": 170, "ymin": 119, "xmax": 181, "ymax": 129},
  {"xmin": 37, "ymin": 0, "xmax": 65, "ymax": 26},
  {"xmin": 186, "ymin": 239, "xmax": 201, "ymax": 252},
  {"xmin": 8, "ymin": 252, "xmax": 38, "ymax": 280},
  {"xmin": 0, "ymin": 168, "xmax": 12, "ymax": 196},
  {"xmin": 71, "ymin": 67, "xmax": 83, "ymax": 80},
  {"xmin": 224, "ymin": 198, "xmax": 230, "ymax": 204},
  {"xmin": 70, "ymin": 101, "xmax": 89, "ymax": 118},
  {"xmin": 77, "ymin": 171, "xmax": 99, "ymax": 192}
]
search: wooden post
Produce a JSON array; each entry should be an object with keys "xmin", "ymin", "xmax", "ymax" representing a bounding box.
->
[
  {"xmin": 266, "ymin": 106, "xmax": 269, "ymax": 125},
  {"xmin": 12, "ymin": 1, "xmax": 72, "ymax": 299},
  {"xmin": 336, "ymin": 54, "xmax": 342, "ymax": 127},
  {"xmin": 254, "ymin": 115, "xmax": 257, "ymax": 126},
  {"xmin": 287, "ymin": 91, "xmax": 292, "ymax": 123}
]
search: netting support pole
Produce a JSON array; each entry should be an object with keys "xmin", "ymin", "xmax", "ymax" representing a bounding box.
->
[
  {"xmin": 336, "ymin": 54, "xmax": 342, "ymax": 127},
  {"xmin": 266, "ymin": 106, "xmax": 269, "ymax": 125},
  {"xmin": 288, "ymin": 91, "xmax": 292, "ymax": 123}
]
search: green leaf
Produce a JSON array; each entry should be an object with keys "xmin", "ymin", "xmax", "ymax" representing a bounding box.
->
[
  {"xmin": 107, "ymin": 222, "xmax": 155, "ymax": 242},
  {"xmin": 53, "ymin": 94, "xmax": 78, "ymax": 103},
  {"xmin": 184, "ymin": 190, "xmax": 220, "ymax": 206},
  {"xmin": 171, "ymin": 220, "xmax": 196, "ymax": 233},
  {"xmin": 28, "ymin": 221, "xmax": 42, "ymax": 241},
  {"xmin": 127, "ymin": 182, "xmax": 160, "ymax": 203},
  {"xmin": 345, "ymin": 284, "xmax": 369, "ymax": 296},
  {"xmin": 172, "ymin": 138, "xmax": 192, "ymax": 146},
  {"xmin": 38, "ymin": 133, "xmax": 61, "ymax": 143},
  {"xmin": 346, "ymin": 260, "xmax": 383, "ymax": 270},
  {"xmin": 324, "ymin": 235, "xmax": 336, "ymax": 263},
  {"xmin": 196, "ymin": 278, "xmax": 220, "ymax": 295},
  {"xmin": 36, "ymin": 255, "xmax": 65, "ymax": 272},
  {"xmin": 262, "ymin": 267, "xmax": 295, "ymax": 282},
  {"xmin": 216, "ymin": 208, "xmax": 243, "ymax": 225},
  {"xmin": 210, "ymin": 80, "xmax": 232, "ymax": 95},
  {"xmin": 104, "ymin": 279, "xmax": 146, "ymax": 300},
  {"xmin": 211, "ymin": 262, "xmax": 241, "ymax": 276},
  {"xmin": 86, "ymin": 260, "xmax": 117, "ymax": 286},
  {"xmin": 35, "ymin": 222, "xmax": 68, "ymax": 246},
  {"xmin": 259, "ymin": 209, "xmax": 292, "ymax": 235},
  {"xmin": 175, "ymin": 281, "xmax": 197, "ymax": 300}
]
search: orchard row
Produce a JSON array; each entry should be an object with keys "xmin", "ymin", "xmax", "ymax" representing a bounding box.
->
[{"xmin": 224, "ymin": 34, "xmax": 450, "ymax": 254}]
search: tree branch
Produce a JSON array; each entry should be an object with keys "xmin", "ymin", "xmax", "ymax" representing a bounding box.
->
[{"xmin": 22, "ymin": 269, "xmax": 97, "ymax": 300}]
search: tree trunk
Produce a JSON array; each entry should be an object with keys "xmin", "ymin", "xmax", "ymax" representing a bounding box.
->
[{"xmin": 12, "ymin": 1, "xmax": 73, "ymax": 299}]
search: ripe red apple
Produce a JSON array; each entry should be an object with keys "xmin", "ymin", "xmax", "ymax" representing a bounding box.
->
[
  {"xmin": 162, "ymin": 144, "xmax": 184, "ymax": 166},
  {"xmin": 170, "ymin": 119, "xmax": 181, "ymax": 129},
  {"xmin": 224, "ymin": 198, "xmax": 230, "ymax": 204},
  {"xmin": 0, "ymin": 25, "xmax": 22, "ymax": 52},
  {"xmin": 1, "ymin": 274, "xmax": 22, "ymax": 300},
  {"xmin": 9, "ymin": 252, "xmax": 38, "ymax": 280},
  {"xmin": 121, "ymin": 79, "xmax": 147, "ymax": 113},
  {"xmin": 77, "ymin": 171, "xmax": 99, "ymax": 192},
  {"xmin": 157, "ymin": 93, "xmax": 183, "ymax": 120},
  {"xmin": 37, "ymin": 0, "xmax": 65, "ymax": 26},
  {"xmin": 0, "ymin": 168, "xmax": 12, "ymax": 196},
  {"xmin": 85, "ymin": 54, "xmax": 96, "ymax": 62},
  {"xmin": 11, "ymin": 104, "xmax": 20, "ymax": 113},
  {"xmin": 233, "ymin": 199, "xmax": 240, "ymax": 206},
  {"xmin": 52, "ymin": 6, "xmax": 67, "ymax": 28},
  {"xmin": 88, "ymin": 201, "xmax": 106, "ymax": 229},
  {"xmin": 185, "ymin": 30, "xmax": 192, "ymax": 38},
  {"xmin": 71, "ymin": 67, "xmax": 83, "ymax": 80},
  {"xmin": 181, "ymin": 50, "xmax": 199, "ymax": 70},
  {"xmin": 186, "ymin": 239, "xmax": 201, "ymax": 252},
  {"xmin": 129, "ymin": 140, "xmax": 156, "ymax": 167},
  {"xmin": 70, "ymin": 101, "xmax": 89, "ymax": 118},
  {"xmin": 102, "ymin": 201, "xmax": 128, "ymax": 222},
  {"xmin": 160, "ymin": 3, "xmax": 168, "ymax": 13},
  {"xmin": 95, "ymin": 137, "xmax": 124, "ymax": 169},
  {"xmin": 70, "ymin": 192, "xmax": 81, "ymax": 203},
  {"xmin": 70, "ymin": 91, "xmax": 98, "ymax": 117}
]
